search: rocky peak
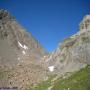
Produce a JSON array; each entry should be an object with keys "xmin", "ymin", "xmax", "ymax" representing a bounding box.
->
[
  {"xmin": 0, "ymin": 9, "xmax": 14, "ymax": 21},
  {"xmin": 80, "ymin": 15, "xmax": 90, "ymax": 31}
]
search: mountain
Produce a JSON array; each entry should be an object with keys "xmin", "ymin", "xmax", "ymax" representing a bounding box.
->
[
  {"xmin": 0, "ymin": 9, "xmax": 47, "ymax": 69},
  {"xmin": 29, "ymin": 15, "xmax": 90, "ymax": 90},
  {"xmin": 0, "ymin": 9, "xmax": 90, "ymax": 90},
  {"xmin": 45, "ymin": 15, "xmax": 90, "ymax": 74},
  {"xmin": 0, "ymin": 9, "xmax": 47, "ymax": 90},
  {"xmin": 29, "ymin": 65, "xmax": 90, "ymax": 90}
]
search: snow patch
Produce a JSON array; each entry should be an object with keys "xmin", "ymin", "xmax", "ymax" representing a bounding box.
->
[
  {"xmin": 18, "ymin": 57, "xmax": 20, "ymax": 60},
  {"xmin": 22, "ymin": 51, "xmax": 26, "ymax": 55},
  {"xmin": 18, "ymin": 41, "xmax": 28, "ymax": 50},
  {"xmin": 18, "ymin": 41, "xmax": 23, "ymax": 48},
  {"xmin": 48, "ymin": 66, "xmax": 54, "ymax": 72},
  {"xmin": 44, "ymin": 56, "xmax": 45, "ymax": 58},
  {"xmin": 23, "ymin": 45, "xmax": 28, "ymax": 49}
]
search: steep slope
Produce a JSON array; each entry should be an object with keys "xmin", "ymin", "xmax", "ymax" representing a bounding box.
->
[
  {"xmin": 0, "ymin": 9, "xmax": 46, "ymax": 69},
  {"xmin": 30, "ymin": 65, "xmax": 90, "ymax": 90},
  {"xmin": 45, "ymin": 15, "xmax": 90, "ymax": 74},
  {"xmin": 0, "ymin": 9, "xmax": 47, "ymax": 90},
  {"xmin": 28, "ymin": 15, "xmax": 90, "ymax": 90}
]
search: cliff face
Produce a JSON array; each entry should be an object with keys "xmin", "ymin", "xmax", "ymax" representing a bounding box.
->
[
  {"xmin": 0, "ymin": 9, "xmax": 46, "ymax": 69},
  {"xmin": 0, "ymin": 9, "xmax": 47, "ymax": 90},
  {"xmin": 45, "ymin": 15, "xmax": 90, "ymax": 74}
]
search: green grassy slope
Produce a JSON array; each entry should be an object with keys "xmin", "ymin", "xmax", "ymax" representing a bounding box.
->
[
  {"xmin": 27, "ymin": 65, "xmax": 90, "ymax": 90},
  {"xmin": 26, "ymin": 75, "xmax": 56, "ymax": 90},
  {"xmin": 52, "ymin": 65, "xmax": 90, "ymax": 90}
]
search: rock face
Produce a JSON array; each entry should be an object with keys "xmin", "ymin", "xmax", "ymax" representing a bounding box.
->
[
  {"xmin": 45, "ymin": 15, "xmax": 90, "ymax": 74},
  {"xmin": 0, "ymin": 9, "xmax": 47, "ymax": 90},
  {"xmin": 0, "ymin": 9, "xmax": 46, "ymax": 69}
]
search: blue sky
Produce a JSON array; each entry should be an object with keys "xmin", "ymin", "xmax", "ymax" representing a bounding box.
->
[{"xmin": 0, "ymin": 0, "xmax": 90, "ymax": 52}]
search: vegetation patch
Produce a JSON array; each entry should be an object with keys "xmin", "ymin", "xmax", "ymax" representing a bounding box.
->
[
  {"xmin": 27, "ymin": 65, "xmax": 90, "ymax": 90},
  {"xmin": 81, "ymin": 36, "xmax": 90, "ymax": 43},
  {"xmin": 26, "ymin": 75, "xmax": 56, "ymax": 90},
  {"xmin": 52, "ymin": 65, "xmax": 90, "ymax": 90}
]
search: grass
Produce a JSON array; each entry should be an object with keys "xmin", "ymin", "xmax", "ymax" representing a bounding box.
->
[
  {"xmin": 52, "ymin": 65, "xmax": 90, "ymax": 90},
  {"xmin": 27, "ymin": 65, "xmax": 90, "ymax": 90},
  {"xmin": 26, "ymin": 75, "xmax": 56, "ymax": 90}
]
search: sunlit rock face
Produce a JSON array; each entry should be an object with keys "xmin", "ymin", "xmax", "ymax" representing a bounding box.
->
[
  {"xmin": 80, "ymin": 15, "xmax": 90, "ymax": 31},
  {"xmin": 0, "ymin": 9, "xmax": 47, "ymax": 68},
  {"xmin": 45, "ymin": 15, "xmax": 90, "ymax": 74},
  {"xmin": 0, "ymin": 9, "xmax": 47, "ymax": 90}
]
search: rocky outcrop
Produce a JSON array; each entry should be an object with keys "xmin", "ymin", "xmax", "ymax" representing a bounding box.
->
[{"xmin": 45, "ymin": 15, "xmax": 90, "ymax": 74}]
